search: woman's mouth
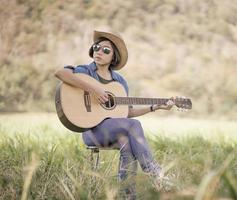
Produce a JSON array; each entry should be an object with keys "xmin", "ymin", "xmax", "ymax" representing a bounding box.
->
[{"xmin": 94, "ymin": 56, "xmax": 102, "ymax": 60}]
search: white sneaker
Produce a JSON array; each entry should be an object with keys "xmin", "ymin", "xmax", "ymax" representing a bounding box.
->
[{"xmin": 154, "ymin": 172, "xmax": 177, "ymax": 192}]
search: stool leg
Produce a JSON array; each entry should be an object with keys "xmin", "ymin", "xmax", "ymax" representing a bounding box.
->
[
  {"xmin": 88, "ymin": 148, "xmax": 100, "ymax": 199},
  {"xmin": 95, "ymin": 150, "xmax": 100, "ymax": 170},
  {"xmin": 90, "ymin": 149, "xmax": 94, "ymax": 169},
  {"xmin": 88, "ymin": 148, "xmax": 100, "ymax": 170}
]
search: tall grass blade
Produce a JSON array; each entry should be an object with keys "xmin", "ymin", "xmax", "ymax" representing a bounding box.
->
[
  {"xmin": 195, "ymin": 153, "xmax": 235, "ymax": 200},
  {"xmin": 223, "ymin": 171, "xmax": 237, "ymax": 199},
  {"xmin": 59, "ymin": 178, "xmax": 76, "ymax": 200},
  {"xmin": 21, "ymin": 153, "xmax": 39, "ymax": 200}
]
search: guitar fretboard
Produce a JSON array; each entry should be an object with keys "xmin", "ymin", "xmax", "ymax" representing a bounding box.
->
[{"xmin": 114, "ymin": 97, "xmax": 170, "ymax": 105}]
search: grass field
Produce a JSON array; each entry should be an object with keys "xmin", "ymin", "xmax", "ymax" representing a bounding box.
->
[{"xmin": 0, "ymin": 113, "xmax": 237, "ymax": 200}]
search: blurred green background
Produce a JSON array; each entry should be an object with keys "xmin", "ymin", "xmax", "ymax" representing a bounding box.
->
[{"xmin": 1, "ymin": 0, "xmax": 237, "ymax": 119}]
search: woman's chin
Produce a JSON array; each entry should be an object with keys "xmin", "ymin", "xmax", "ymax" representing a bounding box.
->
[{"xmin": 95, "ymin": 61, "xmax": 110, "ymax": 67}]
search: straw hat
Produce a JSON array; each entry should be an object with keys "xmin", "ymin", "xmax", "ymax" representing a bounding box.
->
[{"xmin": 91, "ymin": 30, "xmax": 128, "ymax": 70}]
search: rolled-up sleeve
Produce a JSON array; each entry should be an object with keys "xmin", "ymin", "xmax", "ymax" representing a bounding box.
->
[
  {"xmin": 64, "ymin": 65, "xmax": 75, "ymax": 71},
  {"xmin": 64, "ymin": 65, "xmax": 90, "ymax": 75},
  {"xmin": 73, "ymin": 66, "xmax": 90, "ymax": 74}
]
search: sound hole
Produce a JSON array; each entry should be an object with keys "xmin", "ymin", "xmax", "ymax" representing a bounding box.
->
[{"xmin": 101, "ymin": 92, "xmax": 116, "ymax": 110}]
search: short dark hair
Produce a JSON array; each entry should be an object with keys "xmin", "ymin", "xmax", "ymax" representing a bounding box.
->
[{"xmin": 89, "ymin": 37, "xmax": 121, "ymax": 70}]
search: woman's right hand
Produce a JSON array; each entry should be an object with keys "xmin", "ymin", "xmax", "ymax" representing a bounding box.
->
[{"xmin": 91, "ymin": 85, "xmax": 109, "ymax": 104}]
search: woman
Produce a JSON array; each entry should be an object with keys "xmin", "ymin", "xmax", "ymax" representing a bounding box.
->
[{"xmin": 55, "ymin": 30, "xmax": 174, "ymax": 199}]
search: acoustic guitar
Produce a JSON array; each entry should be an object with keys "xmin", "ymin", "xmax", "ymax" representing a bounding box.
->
[{"xmin": 55, "ymin": 73, "xmax": 192, "ymax": 132}]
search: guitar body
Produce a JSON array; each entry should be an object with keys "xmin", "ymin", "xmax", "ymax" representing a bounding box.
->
[
  {"xmin": 55, "ymin": 73, "xmax": 129, "ymax": 132},
  {"xmin": 55, "ymin": 73, "xmax": 192, "ymax": 132}
]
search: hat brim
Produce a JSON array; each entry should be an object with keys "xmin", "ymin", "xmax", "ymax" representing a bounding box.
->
[{"xmin": 93, "ymin": 30, "xmax": 128, "ymax": 70}]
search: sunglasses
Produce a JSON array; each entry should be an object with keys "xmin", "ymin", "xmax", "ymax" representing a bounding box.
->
[{"xmin": 92, "ymin": 44, "xmax": 111, "ymax": 55}]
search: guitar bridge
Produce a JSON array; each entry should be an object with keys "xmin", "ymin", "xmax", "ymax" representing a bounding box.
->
[{"xmin": 84, "ymin": 91, "xmax": 91, "ymax": 112}]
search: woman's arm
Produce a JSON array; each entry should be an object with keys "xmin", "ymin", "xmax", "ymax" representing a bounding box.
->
[
  {"xmin": 128, "ymin": 100, "xmax": 174, "ymax": 118},
  {"xmin": 54, "ymin": 68, "xmax": 108, "ymax": 103},
  {"xmin": 55, "ymin": 68, "xmax": 91, "ymax": 89}
]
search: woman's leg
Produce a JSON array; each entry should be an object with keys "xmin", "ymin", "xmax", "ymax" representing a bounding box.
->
[
  {"xmin": 117, "ymin": 135, "xmax": 137, "ymax": 199},
  {"xmin": 82, "ymin": 118, "xmax": 161, "ymax": 175},
  {"xmin": 117, "ymin": 135, "xmax": 137, "ymax": 181},
  {"xmin": 82, "ymin": 119, "xmax": 138, "ymax": 198}
]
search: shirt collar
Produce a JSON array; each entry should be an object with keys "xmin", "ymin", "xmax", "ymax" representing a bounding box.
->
[
  {"xmin": 88, "ymin": 62, "xmax": 117, "ymax": 80},
  {"xmin": 88, "ymin": 62, "xmax": 97, "ymax": 71}
]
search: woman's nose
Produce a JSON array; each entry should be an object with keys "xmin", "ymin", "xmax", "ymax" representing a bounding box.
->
[{"xmin": 94, "ymin": 48, "xmax": 102, "ymax": 55}]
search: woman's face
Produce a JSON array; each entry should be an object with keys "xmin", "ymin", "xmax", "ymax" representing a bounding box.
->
[{"xmin": 93, "ymin": 40, "xmax": 114, "ymax": 67}]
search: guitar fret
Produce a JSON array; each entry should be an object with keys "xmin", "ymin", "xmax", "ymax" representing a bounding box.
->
[{"xmin": 133, "ymin": 98, "xmax": 136, "ymax": 104}]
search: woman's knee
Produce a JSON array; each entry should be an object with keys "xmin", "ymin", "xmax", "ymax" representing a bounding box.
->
[
  {"xmin": 128, "ymin": 119, "xmax": 145, "ymax": 135},
  {"xmin": 129, "ymin": 119, "xmax": 142, "ymax": 128},
  {"xmin": 121, "ymin": 118, "xmax": 142, "ymax": 131},
  {"xmin": 82, "ymin": 131, "xmax": 103, "ymax": 147}
]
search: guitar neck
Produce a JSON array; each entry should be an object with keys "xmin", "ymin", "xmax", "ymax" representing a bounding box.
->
[{"xmin": 115, "ymin": 97, "xmax": 170, "ymax": 105}]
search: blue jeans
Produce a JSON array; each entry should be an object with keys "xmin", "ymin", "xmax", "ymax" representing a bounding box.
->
[{"xmin": 82, "ymin": 118, "xmax": 160, "ymax": 198}]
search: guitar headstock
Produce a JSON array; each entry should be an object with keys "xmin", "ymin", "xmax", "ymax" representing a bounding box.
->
[{"xmin": 174, "ymin": 97, "xmax": 192, "ymax": 110}]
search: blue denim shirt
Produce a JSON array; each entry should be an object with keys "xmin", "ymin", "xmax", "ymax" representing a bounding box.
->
[{"xmin": 64, "ymin": 62, "xmax": 129, "ymax": 95}]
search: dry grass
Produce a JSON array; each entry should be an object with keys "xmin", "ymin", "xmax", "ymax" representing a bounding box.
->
[{"xmin": 0, "ymin": 113, "xmax": 237, "ymax": 199}]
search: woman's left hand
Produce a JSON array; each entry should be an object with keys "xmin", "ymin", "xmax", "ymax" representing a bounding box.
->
[{"xmin": 153, "ymin": 97, "xmax": 175, "ymax": 111}]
